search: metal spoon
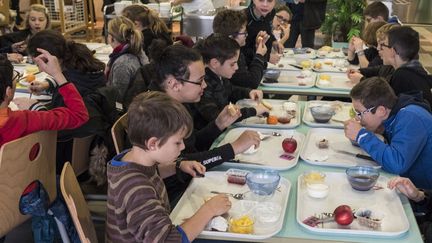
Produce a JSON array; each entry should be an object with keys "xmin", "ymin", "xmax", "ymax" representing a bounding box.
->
[{"xmin": 210, "ymin": 191, "xmax": 249, "ymax": 200}]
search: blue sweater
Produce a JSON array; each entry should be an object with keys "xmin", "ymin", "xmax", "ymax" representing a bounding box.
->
[{"xmin": 356, "ymin": 97, "xmax": 432, "ymax": 189}]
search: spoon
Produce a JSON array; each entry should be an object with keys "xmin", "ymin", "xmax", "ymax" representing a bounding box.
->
[{"xmin": 210, "ymin": 191, "xmax": 249, "ymax": 200}]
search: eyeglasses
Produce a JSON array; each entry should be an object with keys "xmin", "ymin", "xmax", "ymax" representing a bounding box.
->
[
  {"xmin": 12, "ymin": 70, "xmax": 22, "ymax": 82},
  {"xmin": 355, "ymin": 106, "xmax": 376, "ymax": 119},
  {"xmin": 378, "ymin": 42, "xmax": 392, "ymax": 51},
  {"xmin": 275, "ymin": 15, "xmax": 291, "ymax": 24},
  {"xmin": 234, "ymin": 32, "xmax": 248, "ymax": 37},
  {"xmin": 176, "ymin": 76, "xmax": 206, "ymax": 86}
]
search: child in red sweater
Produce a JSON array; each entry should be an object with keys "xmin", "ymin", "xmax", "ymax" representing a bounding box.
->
[{"xmin": 0, "ymin": 48, "xmax": 89, "ymax": 147}]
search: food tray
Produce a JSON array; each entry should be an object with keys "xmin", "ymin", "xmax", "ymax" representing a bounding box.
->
[
  {"xmin": 296, "ymin": 172, "xmax": 409, "ymax": 237},
  {"xmin": 261, "ymin": 70, "xmax": 316, "ymax": 89},
  {"xmin": 312, "ymin": 59, "xmax": 348, "ymax": 73},
  {"xmin": 235, "ymin": 99, "xmax": 301, "ymax": 129},
  {"xmin": 267, "ymin": 58, "xmax": 299, "ymax": 71},
  {"xmin": 283, "ymin": 48, "xmax": 317, "ymax": 59},
  {"xmin": 170, "ymin": 171, "xmax": 291, "ymax": 240},
  {"xmin": 216, "ymin": 127, "xmax": 304, "ymax": 170},
  {"xmin": 299, "ymin": 128, "xmax": 380, "ymax": 168},
  {"xmin": 315, "ymin": 72, "xmax": 355, "ymax": 91},
  {"xmin": 303, "ymin": 101, "xmax": 352, "ymax": 128}
]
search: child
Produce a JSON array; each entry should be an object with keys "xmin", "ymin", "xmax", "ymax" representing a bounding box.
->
[
  {"xmin": 272, "ymin": 4, "xmax": 292, "ymax": 47},
  {"xmin": 344, "ymin": 77, "xmax": 432, "ymax": 189},
  {"xmin": 0, "ymin": 48, "xmax": 88, "ymax": 147},
  {"xmin": 194, "ymin": 35, "xmax": 269, "ymax": 129},
  {"xmin": 106, "ymin": 91, "xmax": 231, "ymax": 242},
  {"xmin": 212, "ymin": 9, "xmax": 267, "ymax": 89}
]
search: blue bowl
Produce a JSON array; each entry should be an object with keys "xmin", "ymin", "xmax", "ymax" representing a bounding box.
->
[
  {"xmin": 246, "ymin": 170, "xmax": 280, "ymax": 196},
  {"xmin": 263, "ymin": 69, "xmax": 281, "ymax": 82},
  {"xmin": 346, "ymin": 166, "xmax": 380, "ymax": 191},
  {"xmin": 310, "ymin": 106, "xmax": 335, "ymax": 123}
]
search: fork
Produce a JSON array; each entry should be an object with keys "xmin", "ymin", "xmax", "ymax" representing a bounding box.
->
[{"xmin": 210, "ymin": 191, "xmax": 249, "ymax": 200}]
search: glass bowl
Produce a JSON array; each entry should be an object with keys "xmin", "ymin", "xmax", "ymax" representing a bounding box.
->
[
  {"xmin": 229, "ymin": 215, "xmax": 254, "ymax": 234},
  {"xmin": 246, "ymin": 170, "xmax": 280, "ymax": 196},
  {"xmin": 310, "ymin": 106, "xmax": 335, "ymax": 123},
  {"xmin": 346, "ymin": 166, "xmax": 380, "ymax": 191},
  {"xmin": 263, "ymin": 69, "xmax": 281, "ymax": 82}
]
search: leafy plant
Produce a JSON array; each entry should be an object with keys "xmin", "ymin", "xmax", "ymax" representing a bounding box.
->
[{"xmin": 320, "ymin": 0, "xmax": 366, "ymax": 43}]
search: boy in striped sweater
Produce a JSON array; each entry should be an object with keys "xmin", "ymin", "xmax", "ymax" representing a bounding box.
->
[{"xmin": 106, "ymin": 91, "xmax": 231, "ymax": 243}]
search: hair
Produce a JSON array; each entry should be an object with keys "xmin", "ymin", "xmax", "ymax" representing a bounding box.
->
[
  {"xmin": 24, "ymin": 4, "xmax": 51, "ymax": 30},
  {"xmin": 361, "ymin": 20, "xmax": 386, "ymax": 47},
  {"xmin": 350, "ymin": 77, "xmax": 397, "ymax": 110},
  {"xmin": 153, "ymin": 45, "xmax": 202, "ymax": 90},
  {"xmin": 194, "ymin": 35, "xmax": 240, "ymax": 64},
  {"xmin": 122, "ymin": 4, "xmax": 171, "ymax": 37},
  {"xmin": 0, "ymin": 56, "xmax": 14, "ymax": 103},
  {"xmin": 275, "ymin": 4, "xmax": 292, "ymax": 18},
  {"xmin": 376, "ymin": 23, "xmax": 400, "ymax": 42},
  {"xmin": 108, "ymin": 16, "xmax": 143, "ymax": 55},
  {"xmin": 213, "ymin": 9, "xmax": 247, "ymax": 37},
  {"xmin": 127, "ymin": 91, "xmax": 193, "ymax": 150},
  {"xmin": 388, "ymin": 26, "xmax": 420, "ymax": 61},
  {"xmin": 363, "ymin": 2, "xmax": 389, "ymax": 21},
  {"xmin": 27, "ymin": 30, "xmax": 105, "ymax": 72}
]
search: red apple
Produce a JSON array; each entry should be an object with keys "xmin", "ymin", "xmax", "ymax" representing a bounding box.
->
[
  {"xmin": 333, "ymin": 205, "xmax": 354, "ymax": 225},
  {"xmin": 282, "ymin": 137, "xmax": 297, "ymax": 153}
]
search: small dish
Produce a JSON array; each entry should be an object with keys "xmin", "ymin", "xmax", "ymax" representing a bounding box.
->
[
  {"xmin": 303, "ymin": 171, "xmax": 326, "ymax": 185},
  {"xmin": 254, "ymin": 202, "xmax": 282, "ymax": 223},
  {"xmin": 346, "ymin": 166, "xmax": 380, "ymax": 191},
  {"xmin": 229, "ymin": 215, "xmax": 254, "ymax": 234},
  {"xmin": 306, "ymin": 183, "xmax": 329, "ymax": 199},
  {"xmin": 246, "ymin": 170, "xmax": 280, "ymax": 196}
]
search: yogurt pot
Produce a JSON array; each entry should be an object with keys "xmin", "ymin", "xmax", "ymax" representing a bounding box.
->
[{"xmin": 306, "ymin": 183, "xmax": 329, "ymax": 199}]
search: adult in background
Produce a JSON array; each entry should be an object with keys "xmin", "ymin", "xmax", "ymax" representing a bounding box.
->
[{"xmin": 285, "ymin": 0, "xmax": 327, "ymax": 48}]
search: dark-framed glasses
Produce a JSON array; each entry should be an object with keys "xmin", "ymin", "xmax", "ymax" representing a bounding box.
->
[
  {"xmin": 234, "ymin": 32, "xmax": 248, "ymax": 37},
  {"xmin": 275, "ymin": 15, "xmax": 291, "ymax": 24},
  {"xmin": 176, "ymin": 76, "xmax": 206, "ymax": 86},
  {"xmin": 378, "ymin": 42, "xmax": 392, "ymax": 51}
]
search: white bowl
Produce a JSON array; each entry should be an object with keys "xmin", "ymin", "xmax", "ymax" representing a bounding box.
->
[{"xmin": 306, "ymin": 183, "xmax": 329, "ymax": 199}]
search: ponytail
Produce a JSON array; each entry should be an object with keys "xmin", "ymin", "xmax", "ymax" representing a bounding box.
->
[{"xmin": 108, "ymin": 16, "xmax": 143, "ymax": 55}]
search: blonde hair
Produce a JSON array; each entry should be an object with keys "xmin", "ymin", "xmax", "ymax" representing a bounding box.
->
[
  {"xmin": 122, "ymin": 4, "xmax": 171, "ymax": 36},
  {"xmin": 24, "ymin": 4, "xmax": 51, "ymax": 30},
  {"xmin": 108, "ymin": 16, "xmax": 143, "ymax": 55},
  {"xmin": 376, "ymin": 23, "xmax": 400, "ymax": 42}
]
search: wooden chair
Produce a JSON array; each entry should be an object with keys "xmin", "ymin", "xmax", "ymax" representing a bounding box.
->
[
  {"xmin": 71, "ymin": 135, "xmax": 95, "ymax": 176},
  {"xmin": 60, "ymin": 162, "xmax": 98, "ymax": 243},
  {"xmin": 111, "ymin": 113, "xmax": 128, "ymax": 154},
  {"xmin": 0, "ymin": 131, "xmax": 57, "ymax": 237}
]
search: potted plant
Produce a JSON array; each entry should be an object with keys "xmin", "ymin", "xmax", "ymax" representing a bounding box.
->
[{"xmin": 320, "ymin": 0, "xmax": 366, "ymax": 48}]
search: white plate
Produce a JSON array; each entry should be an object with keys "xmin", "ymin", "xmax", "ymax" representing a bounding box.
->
[
  {"xmin": 303, "ymin": 101, "xmax": 352, "ymax": 128},
  {"xmin": 300, "ymin": 128, "xmax": 380, "ymax": 168},
  {"xmin": 267, "ymin": 59, "xmax": 299, "ymax": 71},
  {"xmin": 170, "ymin": 171, "xmax": 291, "ymax": 240},
  {"xmin": 315, "ymin": 72, "xmax": 355, "ymax": 91},
  {"xmin": 312, "ymin": 59, "xmax": 348, "ymax": 73},
  {"xmin": 296, "ymin": 172, "xmax": 409, "ymax": 237},
  {"xmin": 235, "ymin": 99, "xmax": 301, "ymax": 129},
  {"xmin": 18, "ymin": 72, "xmax": 50, "ymax": 87},
  {"xmin": 13, "ymin": 92, "xmax": 51, "ymax": 101},
  {"xmin": 216, "ymin": 127, "xmax": 305, "ymax": 170},
  {"xmin": 261, "ymin": 70, "xmax": 316, "ymax": 89}
]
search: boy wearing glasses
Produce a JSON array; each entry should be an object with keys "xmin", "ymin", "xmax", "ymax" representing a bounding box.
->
[
  {"xmin": 0, "ymin": 49, "xmax": 88, "ymax": 146},
  {"xmin": 213, "ymin": 9, "xmax": 267, "ymax": 89},
  {"xmin": 344, "ymin": 77, "xmax": 432, "ymax": 189}
]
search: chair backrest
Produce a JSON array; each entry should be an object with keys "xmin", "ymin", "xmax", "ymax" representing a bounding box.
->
[
  {"xmin": 71, "ymin": 135, "xmax": 96, "ymax": 176},
  {"xmin": 60, "ymin": 162, "xmax": 98, "ymax": 243},
  {"xmin": 111, "ymin": 113, "xmax": 128, "ymax": 154},
  {"xmin": 0, "ymin": 131, "xmax": 57, "ymax": 237}
]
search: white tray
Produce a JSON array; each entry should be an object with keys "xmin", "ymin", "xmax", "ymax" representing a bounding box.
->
[
  {"xmin": 267, "ymin": 59, "xmax": 299, "ymax": 71},
  {"xmin": 300, "ymin": 128, "xmax": 380, "ymax": 168},
  {"xmin": 235, "ymin": 99, "xmax": 301, "ymax": 129},
  {"xmin": 283, "ymin": 48, "xmax": 317, "ymax": 59},
  {"xmin": 170, "ymin": 171, "xmax": 291, "ymax": 240},
  {"xmin": 216, "ymin": 127, "xmax": 305, "ymax": 170},
  {"xmin": 261, "ymin": 70, "xmax": 316, "ymax": 89},
  {"xmin": 296, "ymin": 172, "xmax": 409, "ymax": 237},
  {"xmin": 315, "ymin": 72, "xmax": 355, "ymax": 91},
  {"xmin": 303, "ymin": 101, "xmax": 352, "ymax": 128}
]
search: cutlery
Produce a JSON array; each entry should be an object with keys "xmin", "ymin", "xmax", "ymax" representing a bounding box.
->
[
  {"xmin": 261, "ymin": 131, "xmax": 282, "ymax": 137},
  {"xmin": 210, "ymin": 191, "xmax": 249, "ymax": 200},
  {"xmin": 333, "ymin": 149, "xmax": 374, "ymax": 161},
  {"xmin": 288, "ymin": 63, "xmax": 303, "ymax": 70}
]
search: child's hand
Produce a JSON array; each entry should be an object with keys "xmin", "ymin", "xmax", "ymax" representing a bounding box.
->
[
  {"xmin": 343, "ymin": 119, "xmax": 362, "ymax": 141},
  {"xmin": 256, "ymin": 37, "xmax": 267, "ymax": 56},
  {"xmin": 203, "ymin": 194, "xmax": 231, "ymax": 216},
  {"xmin": 255, "ymin": 31, "xmax": 269, "ymax": 48},
  {"xmin": 12, "ymin": 97, "xmax": 38, "ymax": 110},
  {"xmin": 12, "ymin": 41, "xmax": 26, "ymax": 53},
  {"xmin": 231, "ymin": 130, "xmax": 261, "ymax": 154},
  {"xmin": 6, "ymin": 53, "xmax": 24, "ymax": 63},
  {"xmin": 347, "ymin": 70, "xmax": 363, "ymax": 84},
  {"xmin": 269, "ymin": 52, "xmax": 281, "ymax": 64},
  {"xmin": 180, "ymin": 160, "xmax": 206, "ymax": 177},
  {"xmin": 352, "ymin": 37, "xmax": 364, "ymax": 52},
  {"xmin": 387, "ymin": 177, "xmax": 425, "ymax": 202},
  {"xmin": 33, "ymin": 48, "xmax": 67, "ymax": 86},
  {"xmin": 215, "ymin": 104, "xmax": 242, "ymax": 130},
  {"xmin": 29, "ymin": 80, "xmax": 50, "ymax": 95},
  {"xmin": 249, "ymin": 89, "xmax": 263, "ymax": 102}
]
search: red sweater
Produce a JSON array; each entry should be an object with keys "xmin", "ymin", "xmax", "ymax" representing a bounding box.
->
[{"xmin": 0, "ymin": 83, "xmax": 89, "ymax": 147}]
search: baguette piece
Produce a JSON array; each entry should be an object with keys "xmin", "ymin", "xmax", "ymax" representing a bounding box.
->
[
  {"xmin": 261, "ymin": 100, "xmax": 273, "ymax": 110},
  {"xmin": 228, "ymin": 102, "xmax": 237, "ymax": 116}
]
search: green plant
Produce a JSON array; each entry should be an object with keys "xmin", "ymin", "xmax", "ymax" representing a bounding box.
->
[{"xmin": 320, "ymin": 0, "xmax": 366, "ymax": 43}]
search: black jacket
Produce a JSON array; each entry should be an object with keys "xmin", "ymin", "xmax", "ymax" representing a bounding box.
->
[
  {"xmin": 359, "ymin": 64, "xmax": 395, "ymax": 81},
  {"xmin": 287, "ymin": 0, "xmax": 327, "ymax": 29},
  {"xmin": 348, "ymin": 47, "xmax": 383, "ymax": 67},
  {"xmin": 193, "ymin": 68, "xmax": 256, "ymax": 130},
  {"xmin": 141, "ymin": 29, "xmax": 172, "ymax": 57},
  {"xmin": 0, "ymin": 29, "xmax": 32, "ymax": 54},
  {"xmin": 230, "ymin": 51, "xmax": 266, "ymax": 89}
]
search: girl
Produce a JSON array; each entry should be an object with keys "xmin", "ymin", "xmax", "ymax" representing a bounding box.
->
[{"xmin": 272, "ymin": 5, "xmax": 292, "ymax": 47}]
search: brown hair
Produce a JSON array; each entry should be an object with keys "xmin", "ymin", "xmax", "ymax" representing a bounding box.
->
[
  {"xmin": 213, "ymin": 9, "xmax": 247, "ymax": 37},
  {"xmin": 127, "ymin": 91, "xmax": 193, "ymax": 150},
  {"xmin": 275, "ymin": 4, "xmax": 292, "ymax": 19},
  {"xmin": 108, "ymin": 16, "xmax": 143, "ymax": 55},
  {"xmin": 376, "ymin": 23, "xmax": 400, "ymax": 42},
  {"xmin": 122, "ymin": 4, "xmax": 171, "ymax": 37},
  {"xmin": 363, "ymin": 2, "xmax": 389, "ymax": 21},
  {"xmin": 350, "ymin": 77, "xmax": 397, "ymax": 109},
  {"xmin": 362, "ymin": 20, "xmax": 386, "ymax": 47},
  {"xmin": 24, "ymin": 4, "xmax": 51, "ymax": 30}
]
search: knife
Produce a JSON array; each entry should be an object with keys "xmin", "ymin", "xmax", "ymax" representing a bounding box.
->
[
  {"xmin": 289, "ymin": 64, "xmax": 303, "ymax": 70},
  {"xmin": 334, "ymin": 149, "xmax": 375, "ymax": 161}
]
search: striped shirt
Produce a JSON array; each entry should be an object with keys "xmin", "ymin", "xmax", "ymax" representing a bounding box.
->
[{"xmin": 106, "ymin": 152, "xmax": 183, "ymax": 243}]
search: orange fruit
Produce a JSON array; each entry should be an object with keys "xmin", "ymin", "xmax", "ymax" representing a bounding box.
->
[
  {"xmin": 267, "ymin": 115, "xmax": 278, "ymax": 125},
  {"xmin": 26, "ymin": 74, "xmax": 36, "ymax": 83}
]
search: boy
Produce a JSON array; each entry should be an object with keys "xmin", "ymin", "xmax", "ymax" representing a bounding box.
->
[
  {"xmin": 194, "ymin": 35, "xmax": 269, "ymax": 129},
  {"xmin": 364, "ymin": 1, "xmax": 400, "ymax": 26},
  {"xmin": 106, "ymin": 91, "xmax": 231, "ymax": 242},
  {"xmin": 344, "ymin": 77, "xmax": 432, "ymax": 189},
  {"xmin": 348, "ymin": 26, "xmax": 432, "ymax": 105},
  {"xmin": 213, "ymin": 9, "xmax": 267, "ymax": 89},
  {"xmin": 0, "ymin": 48, "xmax": 88, "ymax": 146}
]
